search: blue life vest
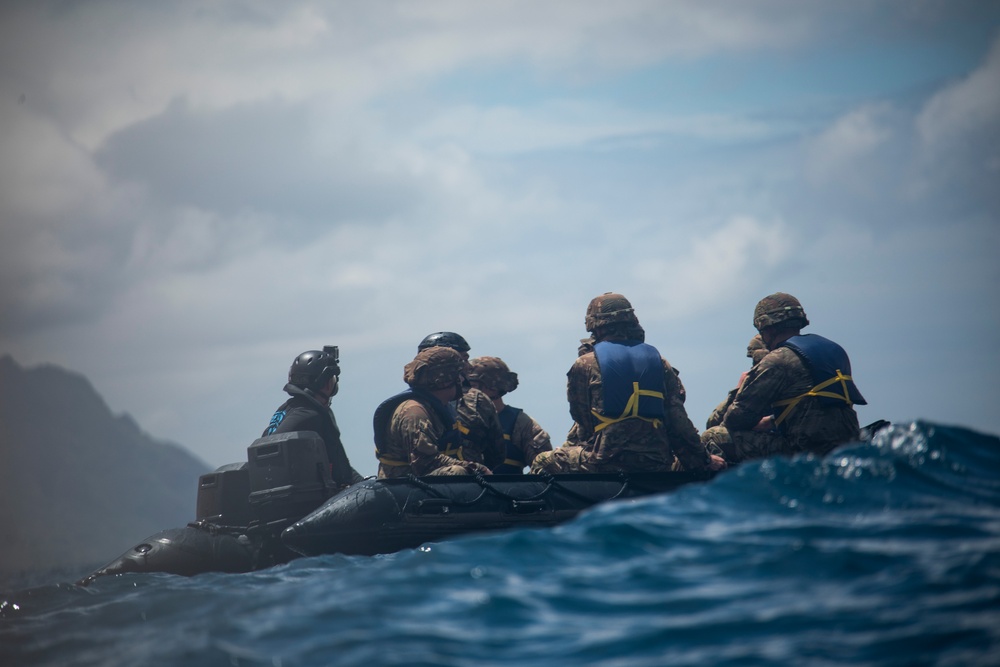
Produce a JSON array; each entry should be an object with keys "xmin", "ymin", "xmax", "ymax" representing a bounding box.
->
[
  {"xmin": 591, "ymin": 340, "xmax": 666, "ymax": 431},
  {"xmin": 492, "ymin": 406, "xmax": 525, "ymax": 474},
  {"xmin": 372, "ymin": 388, "xmax": 464, "ymax": 467},
  {"xmin": 772, "ymin": 334, "xmax": 867, "ymax": 426}
]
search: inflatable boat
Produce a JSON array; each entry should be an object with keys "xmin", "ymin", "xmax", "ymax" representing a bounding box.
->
[
  {"xmin": 80, "ymin": 421, "xmax": 889, "ymax": 585},
  {"xmin": 79, "ymin": 431, "xmax": 715, "ymax": 584},
  {"xmin": 280, "ymin": 468, "xmax": 714, "ymax": 557}
]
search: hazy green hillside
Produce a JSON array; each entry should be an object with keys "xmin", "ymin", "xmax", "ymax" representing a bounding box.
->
[{"xmin": 0, "ymin": 355, "xmax": 210, "ymax": 577}]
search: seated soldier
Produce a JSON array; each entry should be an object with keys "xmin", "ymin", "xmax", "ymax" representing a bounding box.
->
[
  {"xmin": 416, "ymin": 332, "xmax": 505, "ymax": 470},
  {"xmin": 705, "ymin": 334, "xmax": 768, "ymax": 429},
  {"xmin": 466, "ymin": 356, "xmax": 552, "ymax": 474},
  {"xmin": 531, "ymin": 293, "xmax": 725, "ymax": 474},
  {"xmin": 373, "ymin": 346, "xmax": 493, "ymax": 478},
  {"xmin": 701, "ymin": 292, "xmax": 866, "ymax": 463}
]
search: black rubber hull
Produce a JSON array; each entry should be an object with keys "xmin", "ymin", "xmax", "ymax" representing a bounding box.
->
[
  {"xmin": 79, "ymin": 471, "xmax": 712, "ymax": 584},
  {"xmin": 78, "ymin": 523, "xmax": 299, "ymax": 585},
  {"xmin": 79, "ymin": 424, "xmax": 889, "ymax": 583},
  {"xmin": 281, "ymin": 471, "xmax": 715, "ymax": 557}
]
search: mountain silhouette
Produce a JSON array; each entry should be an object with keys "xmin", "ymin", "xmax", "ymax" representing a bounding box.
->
[{"xmin": 0, "ymin": 355, "xmax": 210, "ymax": 578}]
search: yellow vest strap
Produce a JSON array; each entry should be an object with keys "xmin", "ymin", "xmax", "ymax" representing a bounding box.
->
[
  {"xmin": 771, "ymin": 370, "xmax": 855, "ymax": 426},
  {"xmin": 592, "ymin": 381, "xmax": 665, "ymax": 432},
  {"xmin": 375, "ymin": 450, "xmax": 409, "ymax": 467}
]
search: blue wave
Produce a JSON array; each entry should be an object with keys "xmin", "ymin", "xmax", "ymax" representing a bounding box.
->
[{"xmin": 3, "ymin": 421, "xmax": 999, "ymax": 666}]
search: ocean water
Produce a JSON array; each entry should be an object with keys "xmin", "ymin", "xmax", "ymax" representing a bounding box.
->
[{"xmin": 2, "ymin": 420, "xmax": 998, "ymax": 667}]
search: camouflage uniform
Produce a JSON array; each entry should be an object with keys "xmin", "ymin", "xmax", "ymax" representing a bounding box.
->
[
  {"xmin": 702, "ymin": 293, "xmax": 863, "ymax": 463},
  {"xmin": 416, "ymin": 332, "xmax": 506, "ymax": 471},
  {"xmin": 379, "ymin": 398, "xmax": 476, "ymax": 478},
  {"xmin": 375, "ymin": 347, "xmax": 491, "ymax": 479},
  {"xmin": 466, "ymin": 356, "xmax": 552, "ymax": 473},
  {"xmin": 705, "ymin": 334, "xmax": 768, "ymax": 429},
  {"xmin": 455, "ymin": 387, "xmax": 506, "ymax": 470},
  {"xmin": 501, "ymin": 407, "xmax": 552, "ymax": 471},
  {"xmin": 532, "ymin": 293, "xmax": 711, "ymax": 474}
]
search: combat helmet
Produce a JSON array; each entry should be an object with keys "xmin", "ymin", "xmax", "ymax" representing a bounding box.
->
[
  {"xmin": 404, "ymin": 347, "xmax": 466, "ymax": 390},
  {"xmin": 467, "ymin": 356, "xmax": 519, "ymax": 396},
  {"xmin": 585, "ymin": 293, "xmax": 639, "ymax": 333},
  {"xmin": 752, "ymin": 293, "xmax": 809, "ymax": 332},
  {"xmin": 289, "ymin": 346, "xmax": 340, "ymax": 393},
  {"xmin": 417, "ymin": 331, "xmax": 471, "ymax": 354}
]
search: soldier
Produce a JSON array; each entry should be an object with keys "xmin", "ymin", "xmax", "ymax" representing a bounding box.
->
[
  {"xmin": 701, "ymin": 292, "xmax": 867, "ymax": 463},
  {"xmin": 264, "ymin": 346, "xmax": 363, "ymax": 489},
  {"xmin": 466, "ymin": 356, "xmax": 552, "ymax": 474},
  {"xmin": 373, "ymin": 346, "xmax": 493, "ymax": 478},
  {"xmin": 416, "ymin": 332, "xmax": 506, "ymax": 470},
  {"xmin": 531, "ymin": 293, "xmax": 725, "ymax": 474},
  {"xmin": 705, "ymin": 334, "xmax": 768, "ymax": 429},
  {"xmin": 565, "ymin": 322, "xmax": 651, "ymax": 450}
]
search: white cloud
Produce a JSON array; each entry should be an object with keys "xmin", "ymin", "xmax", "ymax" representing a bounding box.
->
[
  {"xmin": 912, "ymin": 31, "xmax": 1000, "ymax": 200},
  {"xmin": 2, "ymin": 2, "xmax": 1000, "ymax": 469},
  {"xmin": 917, "ymin": 33, "xmax": 1000, "ymax": 151},
  {"xmin": 634, "ymin": 216, "xmax": 794, "ymax": 320},
  {"xmin": 804, "ymin": 104, "xmax": 894, "ymax": 186},
  {"xmin": 412, "ymin": 101, "xmax": 778, "ymax": 155},
  {"xmin": 0, "ymin": 111, "xmax": 107, "ymax": 220},
  {"xmin": 1, "ymin": 1, "xmax": 820, "ymax": 151}
]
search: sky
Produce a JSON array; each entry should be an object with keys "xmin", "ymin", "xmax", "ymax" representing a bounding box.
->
[{"xmin": 1, "ymin": 1, "xmax": 998, "ymax": 476}]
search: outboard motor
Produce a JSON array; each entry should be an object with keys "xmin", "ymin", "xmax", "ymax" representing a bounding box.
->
[
  {"xmin": 78, "ymin": 459, "xmax": 259, "ymax": 585},
  {"xmin": 79, "ymin": 431, "xmax": 338, "ymax": 584},
  {"xmin": 196, "ymin": 462, "xmax": 253, "ymax": 527},
  {"xmin": 246, "ymin": 431, "xmax": 338, "ymax": 529}
]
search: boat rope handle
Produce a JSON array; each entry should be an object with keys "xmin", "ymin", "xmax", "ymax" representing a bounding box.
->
[
  {"xmin": 403, "ymin": 474, "xmax": 488, "ymax": 507},
  {"xmin": 405, "ymin": 474, "xmax": 447, "ymax": 497},
  {"xmin": 605, "ymin": 471, "xmax": 631, "ymax": 501},
  {"xmin": 535, "ymin": 471, "xmax": 629, "ymax": 505},
  {"xmin": 472, "ymin": 472, "xmax": 555, "ymax": 501}
]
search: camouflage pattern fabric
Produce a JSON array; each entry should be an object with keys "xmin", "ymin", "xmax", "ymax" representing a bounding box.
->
[
  {"xmin": 403, "ymin": 347, "xmax": 465, "ymax": 390},
  {"xmin": 700, "ymin": 424, "xmax": 794, "ymax": 462},
  {"xmin": 576, "ymin": 324, "xmax": 643, "ymax": 358},
  {"xmin": 530, "ymin": 443, "xmax": 691, "ymax": 474},
  {"xmin": 377, "ymin": 398, "xmax": 491, "ymax": 479},
  {"xmin": 504, "ymin": 408, "xmax": 553, "ymax": 471},
  {"xmin": 753, "ymin": 292, "xmax": 809, "ymax": 331},
  {"xmin": 705, "ymin": 388, "xmax": 739, "ymax": 430},
  {"xmin": 543, "ymin": 349, "xmax": 710, "ymax": 473},
  {"xmin": 561, "ymin": 422, "xmax": 590, "ymax": 449},
  {"xmin": 426, "ymin": 465, "xmax": 473, "ymax": 476},
  {"xmin": 705, "ymin": 334, "xmax": 768, "ymax": 429},
  {"xmin": 708, "ymin": 345, "xmax": 861, "ymax": 462},
  {"xmin": 455, "ymin": 387, "xmax": 506, "ymax": 469},
  {"xmin": 747, "ymin": 334, "xmax": 768, "ymax": 364},
  {"xmin": 585, "ymin": 292, "xmax": 639, "ymax": 332},
  {"xmin": 466, "ymin": 356, "xmax": 519, "ymax": 396},
  {"xmin": 530, "ymin": 445, "xmax": 596, "ymax": 474}
]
